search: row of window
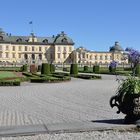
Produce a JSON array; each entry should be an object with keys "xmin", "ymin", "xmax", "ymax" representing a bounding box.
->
[
  {"xmin": 0, "ymin": 53, "xmax": 43, "ymax": 59},
  {"xmin": 78, "ymin": 53, "xmax": 113, "ymax": 60},
  {"xmin": 58, "ymin": 46, "xmax": 72, "ymax": 52},
  {"xmin": 0, "ymin": 45, "xmax": 43, "ymax": 52}
]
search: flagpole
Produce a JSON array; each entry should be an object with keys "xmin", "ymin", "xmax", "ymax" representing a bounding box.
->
[{"xmin": 29, "ymin": 21, "xmax": 34, "ymax": 33}]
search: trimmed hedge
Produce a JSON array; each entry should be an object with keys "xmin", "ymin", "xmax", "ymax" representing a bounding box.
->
[
  {"xmin": 0, "ymin": 80, "xmax": 20, "ymax": 86},
  {"xmin": 41, "ymin": 63, "xmax": 50, "ymax": 75},
  {"xmin": 30, "ymin": 76, "xmax": 71, "ymax": 83},
  {"xmin": 84, "ymin": 66, "xmax": 89, "ymax": 72},
  {"xmin": 93, "ymin": 65, "xmax": 100, "ymax": 73},
  {"xmin": 70, "ymin": 64, "xmax": 78, "ymax": 76},
  {"xmin": 109, "ymin": 66, "xmax": 116, "ymax": 73},
  {"xmin": 77, "ymin": 74, "xmax": 101, "ymax": 80},
  {"xmin": 50, "ymin": 64, "xmax": 55, "ymax": 73},
  {"xmin": 22, "ymin": 65, "xmax": 28, "ymax": 72},
  {"xmin": 135, "ymin": 64, "xmax": 140, "ymax": 76}
]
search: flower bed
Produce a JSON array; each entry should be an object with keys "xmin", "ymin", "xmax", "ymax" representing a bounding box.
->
[
  {"xmin": 0, "ymin": 79, "xmax": 20, "ymax": 86},
  {"xmin": 75, "ymin": 74, "xmax": 101, "ymax": 80}
]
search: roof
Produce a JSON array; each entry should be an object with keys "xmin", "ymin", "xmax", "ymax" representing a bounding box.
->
[
  {"xmin": 0, "ymin": 29, "xmax": 74, "ymax": 45},
  {"xmin": 109, "ymin": 42, "xmax": 124, "ymax": 52}
]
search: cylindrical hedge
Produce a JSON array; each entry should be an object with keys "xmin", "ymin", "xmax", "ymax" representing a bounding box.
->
[
  {"xmin": 41, "ymin": 63, "xmax": 50, "ymax": 75},
  {"xmin": 22, "ymin": 64, "xmax": 28, "ymax": 72},
  {"xmin": 70, "ymin": 64, "xmax": 78, "ymax": 76},
  {"xmin": 93, "ymin": 65, "xmax": 100, "ymax": 73},
  {"xmin": 84, "ymin": 66, "xmax": 89, "ymax": 72},
  {"xmin": 135, "ymin": 64, "xmax": 140, "ymax": 75},
  {"xmin": 109, "ymin": 66, "xmax": 116, "ymax": 73},
  {"xmin": 50, "ymin": 64, "xmax": 55, "ymax": 73}
]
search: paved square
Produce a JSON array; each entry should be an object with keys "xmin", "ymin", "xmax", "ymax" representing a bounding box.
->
[{"xmin": 0, "ymin": 74, "xmax": 124, "ymax": 127}]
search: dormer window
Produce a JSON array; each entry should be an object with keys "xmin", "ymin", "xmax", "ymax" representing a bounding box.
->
[
  {"xmin": 61, "ymin": 38, "xmax": 68, "ymax": 43},
  {"xmin": 16, "ymin": 38, "xmax": 22, "ymax": 42},
  {"xmin": 0, "ymin": 36, "xmax": 3, "ymax": 41},
  {"xmin": 43, "ymin": 39, "xmax": 48, "ymax": 43}
]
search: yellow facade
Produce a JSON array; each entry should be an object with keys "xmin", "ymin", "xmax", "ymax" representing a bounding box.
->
[{"xmin": 0, "ymin": 29, "xmax": 127, "ymax": 65}]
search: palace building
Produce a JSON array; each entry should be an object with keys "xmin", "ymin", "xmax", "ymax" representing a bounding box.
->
[
  {"xmin": 0, "ymin": 28, "xmax": 127, "ymax": 65},
  {"xmin": 0, "ymin": 28, "xmax": 74, "ymax": 64}
]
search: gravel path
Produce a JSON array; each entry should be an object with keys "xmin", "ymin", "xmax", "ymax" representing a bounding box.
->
[
  {"xmin": 0, "ymin": 74, "xmax": 123, "ymax": 126},
  {"xmin": 1, "ymin": 74, "xmax": 138, "ymax": 139},
  {"xmin": 1, "ymin": 130, "xmax": 140, "ymax": 140}
]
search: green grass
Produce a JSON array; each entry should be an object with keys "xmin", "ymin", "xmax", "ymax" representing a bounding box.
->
[{"xmin": 0, "ymin": 71, "xmax": 18, "ymax": 79}]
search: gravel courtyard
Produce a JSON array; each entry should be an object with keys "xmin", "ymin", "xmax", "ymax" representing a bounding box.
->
[
  {"xmin": 0, "ymin": 74, "xmax": 124, "ymax": 126},
  {"xmin": 2, "ymin": 74, "xmax": 137, "ymax": 139}
]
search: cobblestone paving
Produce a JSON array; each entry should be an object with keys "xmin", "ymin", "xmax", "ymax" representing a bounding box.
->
[{"xmin": 0, "ymin": 74, "xmax": 124, "ymax": 127}]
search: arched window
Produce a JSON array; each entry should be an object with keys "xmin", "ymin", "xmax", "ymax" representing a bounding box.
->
[
  {"xmin": 61, "ymin": 38, "xmax": 67, "ymax": 43},
  {"xmin": 0, "ymin": 36, "xmax": 3, "ymax": 41},
  {"xmin": 32, "ymin": 54, "xmax": 35, "ymax": 60},
  {"xmin": 16, "ymin": 38, "xmax": 22, "ymax": 42},
  {"xmin": 43, "ymin": 39, "xmax": 48, "ymax": 43},
  {"xmin": 39, "ymin": 54, "xmax": 42, "ymax": 60},
  {"xmin": 24, "ymin": 54, "xmax": 28, "ymax": 59}
]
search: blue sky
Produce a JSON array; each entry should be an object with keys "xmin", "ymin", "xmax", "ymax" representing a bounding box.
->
[{"xmin": 0, "ymin": 0, "xmax": 140, "ymax": 51}]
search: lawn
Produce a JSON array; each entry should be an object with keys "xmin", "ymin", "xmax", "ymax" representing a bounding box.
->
[{"xmin": 0, "ymin": 71, "xmax": 23, "ymax": 80}]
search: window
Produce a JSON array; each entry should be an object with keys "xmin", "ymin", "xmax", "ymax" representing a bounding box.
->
[
  {"xmin": 12, "ymin": 46, "xmax": 15, "ymax": 51},
  {"xmin": 32, "ymin": 54, "xmax": 35, "ymax": 60},
  {"xmin": 25, "ymin": 46, "xmax": 27, "ymax": 51},
  {"xmin": 16, "ymin": 38, "xmax": 22, "ymax": 42},
  {"xmin": 43, "ymin": 39, "xmax": 48, "ymax": 43},
  {"xmin": 90, "ymin": 55, "xmax": 92, "ymax": 60},
  {"xmin": 105, "ymin": 55, "xmax": 107, "ymax": 60},
  {"xmin": 32, "ymin": 46, "xmax": 34, "ymax": 51},
  {"xmin": 6, "ymin": 46, "xmax": 9, "ymax": 51},
  {"xmin": 82, "ymin": 53, "xmax": 85, "ymax": 58},
  {"xmin": 12, "ymin": 53, "xmax": 15, "ymax": 58},
  {"xmin": 69, "ymin": 47, "xmax": 72, "ymax": 52},
  {"xmin": 39, "ymin": 47, "xmax": 42, "ymax": 51},
  {"xmin": 19, "ymin": 46, "xmax": 22, "ymax": 51},
  {"xmin": 61, "ymin": 38, "xmax": 67, "ymax": 43},
  {"xmin": 110, "ymin": 56, "xmax": 112, "ymax": 60},
  {"xmin": 58, "ymin": 47, "xmax": 61, "ymax": 52},
  {"xmin": 39, "ymin": 54, "xmax": 42, "ymax": 60},
  {"xmin": 58, "ymin": 53, "xmax": 60, "ymax": 59},
  {"xmin": 24, "ymin": 54, "xmax": 28, "ymax": 59},
  {"xmin": 63, "ymin": 53, "xmax": 66, "ymax": 59},
  {"xmin": 95, "ymin": 56, "xmax": 97, "ymax": 60},
  {"xmin": 64, "ymin": 47, "xmax": 66, "ymax": 52},
  {"xmin": 19, "ymin": 54, "xmax": 21, "ymax": 58},
  {"xmin": 0, "ymin": 52, "xmax": 2, "ymax": 58},
  {"xmin": 86, "ymin": 54, "xmax": 88, "ymax": 59},
  {"xmin": 0, "ymin": 36, "xmax": 3, "ymax": 41},
  {"xmin": 100, "ymin": 55, "xmax": 103, "ymax": 60},
  {"xmin": 6, "ymin": 52, "xmax": 9, "ymax": 58},
  {"xmin": 0, "ymin": 45, "xmax": 2, "ymax": 51}
]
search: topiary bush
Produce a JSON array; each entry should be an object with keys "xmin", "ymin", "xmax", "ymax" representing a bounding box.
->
[
  {"xmin": 109, "ymin": 66, "xmax": 116, "ymax": 73},
  {"xmin": 84, "ymin": 66, "xmax": 89, "ymax": 72},
  {"xmin": 70, "ymin": 64, "xmax": 78, "ymax": 76},
  {"xmin": 135, "ymin": 64, "xmax": 140, "ymax": 76},
  {"xmin": 22, "ymin": 64, "xmax": 28, "ymax": 72},
  {"xmin": 93, "ymin": 65, "xmax": 100, "ymax": 73},
  {"xmin": 50, "ymin": 64, "xmax": 55, "ymax": 73},
  {"xmin": 41, "ymin": 63, "xmax": 50, "ymax": 75}
]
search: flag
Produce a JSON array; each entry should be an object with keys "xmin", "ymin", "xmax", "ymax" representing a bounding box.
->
[{"xmin": 29, "ymin": 21, "xmax": 33, "ymax": 24}]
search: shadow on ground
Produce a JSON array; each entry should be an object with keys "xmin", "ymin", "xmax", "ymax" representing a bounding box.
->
[{"xmin": 91, "ymin": 119, "xmax": 125, "ymax": 125}]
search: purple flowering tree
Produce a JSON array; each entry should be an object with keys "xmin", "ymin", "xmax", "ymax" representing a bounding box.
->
[
  {"xmin": 125, "ymin": 48, "xmax": 140, "ymax": 75},
  {"xmin": 109, "ymin": 60, "xmax": 118, "ymax": 73}
]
